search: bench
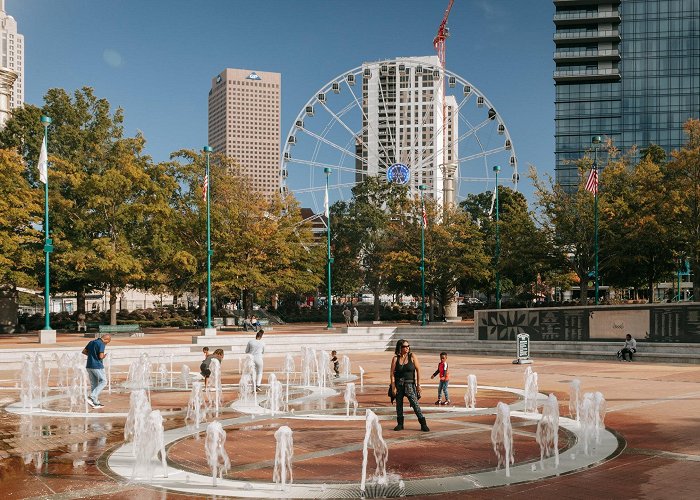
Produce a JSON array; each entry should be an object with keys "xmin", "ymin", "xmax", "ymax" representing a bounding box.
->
[{"xmin": 88, "ymin": 324, "xmax": 143, "ymax": 338}]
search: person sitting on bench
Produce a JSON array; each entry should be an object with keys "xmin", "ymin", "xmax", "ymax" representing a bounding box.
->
[{"xmin": 617, "ymin": 334, "xmax": 637, "ymax": 362}]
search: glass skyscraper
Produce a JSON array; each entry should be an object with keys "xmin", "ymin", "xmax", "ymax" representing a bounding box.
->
[{"xmin": 554, "ymin": 0, "xmax": 700, "ymax": 190}]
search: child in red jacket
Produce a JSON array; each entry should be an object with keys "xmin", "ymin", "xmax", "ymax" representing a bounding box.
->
[{"xmin": 430, "ymin": 352, "xmax": 450, "ymax": 405}]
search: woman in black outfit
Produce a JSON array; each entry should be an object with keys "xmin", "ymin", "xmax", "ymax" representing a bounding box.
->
[{"xmin": 390, "ymin": 339, "xmax": 429, "ymax": 432}]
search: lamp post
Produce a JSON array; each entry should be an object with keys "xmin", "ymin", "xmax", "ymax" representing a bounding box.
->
[
  {"xmin": 493, "ymin": 166, "xmax": 501, "ymax": 309},
  {"xmin": 203, "ymin": 145, "xmax": 215, "ymax": 335},
  {"xmin": 592, "ymin": 135, "xmax": 602, "ymax": 305},
  {"xmin": 419, "ymin": 184, "xmax": 427, "ymax": 326},
  {"xmin": 324, "ymin": 167, "xmax": 333, "ymax": 329},
  {"xmin": 40, "ymin": 115, "xmax": 54, "ymax": 341}
]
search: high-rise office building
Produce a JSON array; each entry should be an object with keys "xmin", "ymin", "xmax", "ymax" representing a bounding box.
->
[
  {"xmin": 208, "ymin": 68, "xmax": 281, "ymax": 197},
  {"xmin": 554, "ymin": 0, "xmax": 700, "ymax": 190},
  {"xmin": 0, "ymin": 0, "xmax": 24, "ymax": 110},
  {"xmin": 358, "ymin": 56, "xmax": 457, "ymax": 204}
]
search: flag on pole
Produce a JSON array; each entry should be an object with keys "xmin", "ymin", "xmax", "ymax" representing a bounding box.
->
[
  {"xmin": 202, "ymin": 173, "xmax": 208, "ymax": 201},
  {"xmin": 38, "ymin": 136, "xmax": 48, "ymax": 184},
  {"xmin": 488, "ymin": 188, "xmax": 497, "ymax": 216},
  {"xmin": 421, "ymin": 202, "xmax": 427, "ymax": 227},
  {"xmin": 324, "ymin": 183, "xmax": 329, "ymax": 218},
  {"xmin": 585, "ymin": 166, "xmax": 598, "ymax": 195}
]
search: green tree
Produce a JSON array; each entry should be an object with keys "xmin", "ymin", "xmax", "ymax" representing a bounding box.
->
[
  {"xmin": 531, "ymin": 160, "xmax": 608, "ymax": 303},
  {"xmin": 0, "ymin": 88, "xmax": 128, "ymax": 314},
  {"xmin": 601, "ymin": 155, "xmax": 679, "ymax": 301},
  {"xmin": 330, "ymin": 177, "xmax": 409, "ymax": 320},
  {"xmin": 667, "ymin": 119, "xmax": 700, "ymax": 301},
  {"xmin": 0, "ymin": 150, "xmax": 42, "ymax": 288},
  {"xmin": 462, "ymin": 186, "xmax": 553, "ymax": 303}
]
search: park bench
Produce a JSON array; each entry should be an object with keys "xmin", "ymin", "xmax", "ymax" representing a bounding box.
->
[
  {"xmin": 66, "ymin": 321, "xmax": 100, "ymax": 332},
  {"xmin": 89, "ymin": 324, "xmax": 143, "ymax": 338}
]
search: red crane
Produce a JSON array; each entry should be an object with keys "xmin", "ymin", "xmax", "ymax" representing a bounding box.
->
[{"xmin": 433, "ymin": 0, "xmax": 455, "ymax": 70}]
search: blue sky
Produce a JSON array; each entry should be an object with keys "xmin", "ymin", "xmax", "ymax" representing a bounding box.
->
[{"xmin": 10, "ymin": 0, "xmax": 555, "ymax": 203}]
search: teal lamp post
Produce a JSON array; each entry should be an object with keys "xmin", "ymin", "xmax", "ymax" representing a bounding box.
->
[
  {"xmin": 203, "ymin": 146, "xmax": 215, "ymax": 335},
  {"xmin": 592, "ymin": 135, "xmax": 602, "ymax": 305},
  {"xmin": 493, "ymin": 166, "xmax": 501, "ymax": 309},
  {"xmin": 419, "ymin": 184, "xmax": 428, "ymax": 326},
  {"xmin": 40, "ymin": 115, "xmax": 55, "ymax": 342},
  {"xmin": 324, "ymin": 167, "xmax": 333, "ymax": 329}
]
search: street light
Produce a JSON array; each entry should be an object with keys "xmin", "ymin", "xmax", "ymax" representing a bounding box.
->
[
  {"xmin": 419, "ymin": 184, "xmax": 428, "ymax": 326},
  {"xmin": 592, "ymin": 135, "xmax": 602, "ymax": 305},
  {"xmin": 203, "ymin": 145, "xmax": 214, "ymax": 334},
  {"xmin": 324, "ymin": 167, "xmax": 333, "ymax": 329},
  {"xmin": 493, "ymin": 165, "xmax": 501, "ymax": 309},
  {"xmin": 40, "ymin": 115, "xmax": 54, "ymax": 336}
]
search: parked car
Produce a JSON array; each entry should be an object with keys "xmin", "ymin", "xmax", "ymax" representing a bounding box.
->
[{"xmin": 464, "ymin": 297, "xmax": 484, "ymax": 305}]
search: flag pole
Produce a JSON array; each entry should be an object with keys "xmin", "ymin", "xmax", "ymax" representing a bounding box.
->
[
  {"xmin": 203, "ymin": 145, "xmax": 215, "ymax": 335},
  {"xmin": 421, "ymin": 188, "xmax": 426, "ymax": 326},
  {"xmin": 40, "ymin": 116, "xmax": 53, "ymax": 333},
  {"xmin": 592, "ymin": 136, "xmax": 601, "ymax": 305},
  {"xmin": 324, "ymin": 167, "xmax": 333, "ymax": 329}
]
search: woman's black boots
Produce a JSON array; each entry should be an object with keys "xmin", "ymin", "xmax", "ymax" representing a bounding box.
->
[
  {"xmin": 418, "ymin": 416, "xmax": 430, "ymax": 432},
  {"xmin": 394, "ymin": 417, "xmax": 404, "ymax": 431}
]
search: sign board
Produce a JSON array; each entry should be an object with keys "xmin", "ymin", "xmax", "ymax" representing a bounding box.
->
[{"xmin": 514, "ymin": 332, "xmax": 533, "ymax": 364}]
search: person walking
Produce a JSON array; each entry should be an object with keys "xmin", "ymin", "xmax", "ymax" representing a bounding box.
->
[
  {"xmin": 245, "ymin": 330, "xmax": 266, "ymax": 390},
  {"xmin": 342, "ymin": 307, "xmax": 351, "ymax": 327},
  {"xmin": 82, "ymin": 334, "xmax": 112, "ymax": 408},
  {"xmin": 352, "ymin": 306, "xmax": 359, "ymax": 327},
  {"xmin": 390, "ymin": 339, "xmax": 429, "ymax": 432},
  {"xmin": 430, "ymin": 351, "xmax": 450, "ymax": 405}
]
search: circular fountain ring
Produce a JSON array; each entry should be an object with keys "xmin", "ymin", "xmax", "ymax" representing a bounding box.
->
[{"xmin": 103, "ymin": 385, "xmax": 623, "ymax": 498}]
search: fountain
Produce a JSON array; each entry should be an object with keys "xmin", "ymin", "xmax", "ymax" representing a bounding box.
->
[
  {"xmin": 535, "ymin": 394, "xmax": 560, "ymax": 469},
  {"xmin": 205, "ymin": 421, "xmax": 231, "ymax": 487},
  {"xmin": 186, "ymin": 381, "xmax": 206, "ymax": 429},
  {"xmin": 19, "ymin": 415, "xmax": 43, "ymax": 471},
  {"xmin": 132, "ymin": 409, "xmax": 168, "ymax": 480},
  {"xmin": 491, "ymin": 402, "xmax": 514, "ymax": 477},
  {"xmin": 124, "ymin": 389, "xmax": 152, "ymax": 443},
  {"xmin": 359, "ymin": 366, "xmax": 365, "ymax": 391},
  {"xmin": 273, "ymin": 425, "xmax": 294, "ymax": 488},
  {"xmin": 360, "ymin": 409, "xmax": 389, "ymax": 493},
  {"xmin": 465, "ymin": 374, "xmax": 477, "ymax": 409},
  {"xmin": 180, "ymin": 364, "xmax": 191, "ymax": 390},
  {"xmin": 317, "ymin": 350, "xmax": 331, "ymax": 388},
  {"xmin": 569, "ymin": 379, "xmax": 581, "ymax": 421},
  {"xmin": 126, "ymin": 353, "xmax": 152, "ymax": 394},
  {"xmin": 523, "ymin": 369, "xmax": 539, "ymax": 414},
  {"xmin": 580, "ymin": 391, "xmax": 606, "ymax": 455},
  {"xmin": 340, "ymin": 355, "xmax": 351, "ymax": 378},
  {"xmin": 158, "ymin": 362, "xmax": 168, "ymax": 388},
  {"xmin": 68, "ymin": 362, "xmax": 89, "ymax": 413},
  {"xmin": 207, "ymin": 358, "xmax": 222, "ymax": 417},
  {"xmin": 344, "ymin": 383, "xmax": 358, "ymax": 417},
  {"xmin": 20, "ymin": 354, "xmax": 42, "ymax": 410},
  {"xmin": 284, "ymin": 353, "xmax": 295, "ymax": 409},
  {"xmin": 301, "ymin": 347, "xmax": 318, "ymax": 387},
  {"xmin": 266, "ymin": 373, "xmax": 283, "ymax": 414}
]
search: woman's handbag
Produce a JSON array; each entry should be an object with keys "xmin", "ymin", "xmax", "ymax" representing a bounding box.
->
[{"xmin": 388, "ymin": 384, "xmax": 395, "ymax": 403}]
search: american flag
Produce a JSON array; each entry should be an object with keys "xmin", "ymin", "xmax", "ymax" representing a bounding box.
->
[
  {"xmin": 202, "ymin": 173, "xmax": 208, "ymax": 201},
  {"xmin": 585, "ymin": 167, "xmax": 598, "ymax": 195},
  {"xmin": 421, "ymin": 202, "xmax": 427, "ymax": 227}
]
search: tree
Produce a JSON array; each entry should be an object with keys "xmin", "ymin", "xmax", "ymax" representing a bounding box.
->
[
  {"xmin": 0, "ymin": 88, "xmax": 128, "ymax": 314},
  {"xmin": 601, "ymin": 155, "xmax": 680, "ymax": 301},
  {"xmin": 531, "ymin": 160, "xmax": 608, "ymax": 303},
  {"xmin": 331, "ymin": 177, "xmax": 409, "ymax": 320},
  {"xmin": 667, "ymin": 119, "xmax": 700, "ymax": 301},
  {"xmin": 462, "ymin": 186, "xmax": 553, "ymax": 303},
  {"xmin": 0, "ymin": 150, "xmax": 42, "ymax": 288},
  {"xmin": 383, "ymin": 196, "xmax": 489, "ymax": 320}
]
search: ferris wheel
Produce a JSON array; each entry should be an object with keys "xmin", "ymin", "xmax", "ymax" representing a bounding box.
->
[{"xmin": 280, "ymin": 57, "xmax": 518, "ymax": 219}]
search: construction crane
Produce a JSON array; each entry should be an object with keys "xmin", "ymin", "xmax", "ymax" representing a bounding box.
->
[
  {"xmin": 434, "ymin": 0, "xmax": 455, "ymax": 208},
  {"xmin": 433, "ymin": 0, "xmax": 455, "ymax": 71}
]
